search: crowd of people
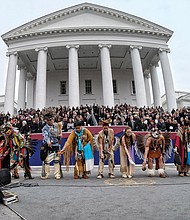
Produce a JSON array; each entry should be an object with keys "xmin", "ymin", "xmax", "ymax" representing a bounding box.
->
[
  {"xmin": 1, "ymin": 103, "xmax": 190, "ymax": 181},
  {"xmin": 0, "ymin": 104, "xmax": 190, "ymax": 133}
]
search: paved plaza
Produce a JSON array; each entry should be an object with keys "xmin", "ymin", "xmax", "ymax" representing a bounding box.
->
[{"xmin": 0, "ymin": 165, "xmax": 190, "ymax": 220}]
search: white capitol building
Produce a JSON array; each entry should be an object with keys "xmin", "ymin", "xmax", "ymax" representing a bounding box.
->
[{"xmin": 2, "ymin": 2, "xmax": 178, "ymax": 115}]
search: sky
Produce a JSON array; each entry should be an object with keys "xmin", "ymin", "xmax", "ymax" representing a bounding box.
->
[{"xmin": 0, "ymin": 0, "xmax": 190, "ymax": 98}]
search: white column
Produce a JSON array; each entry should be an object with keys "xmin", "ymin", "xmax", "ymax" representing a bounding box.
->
[
  {"xmin": 99, "ymin": 45, "xmax": 114, "ymax": 107},
  {"xmin": 35, "ymin": 47, "xmax": 48, "ymax": 110},
  {"xmin": 33, "ymin": 79, "xmax": 36, "ymax": 109},
  {"xmin": 4, "ymin": 51, "xmax": 18, "ymax": 115},
  {"xmin": 66, "ymin": 45, "xmax": 80, "ymax": 108},
  {"xmin": 159, "ymin": 48, "xmax": 177, "ymax": 112},
  {"xmin": 144, "ymin": 74, "xmax": 151, "ymax": 107},
  {"xmin": 130, "ymin": 46, "xmax": 147, "ymax": 107},
  {"xmin": 26, "ymin": 77, "xmax": 34, "ymax": 109},
  {"xmin": 150, "ymin": 64, "xmax": 162, "ymax": 107},
  {"xmin": 17, "ymin": 66, "xmax": 27, "ymax": 110}
]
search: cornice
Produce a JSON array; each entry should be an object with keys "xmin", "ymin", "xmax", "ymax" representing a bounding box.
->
[{"xmin": 3, "ymin": 27, "xmax": 171, "ymax": 43}]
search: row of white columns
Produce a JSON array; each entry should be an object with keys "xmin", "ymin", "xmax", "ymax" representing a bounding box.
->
[{"xmin": 4, "ymin": 45, "xmax": 177, "ymax": 115}]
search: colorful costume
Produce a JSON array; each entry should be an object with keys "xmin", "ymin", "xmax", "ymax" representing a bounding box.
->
[
  {"xmin": 174, "ymin": 126, "xmax": 190, "ymax": 176},
  {"xmin": 61, "ymin": 127, "xmax": 93, "ymax": 179},
  {"xmin": 41, "ymin": 122, "xmax": 61, "ymax": 180},
  {"xmin": 134, "ymin": 129, "xmax": 172, "ymax": 178},
  {"xmin": 1, "ymin": 124, "xmax": 36, "ymax": 179},
  {"xmin": 120, "ymin": 128, "xmax": 136, "ymax": 178},
  {"xmin": 96, "ymin": 127, "xmax": 115, "ymax": 178},
  {"xmin": 142, "ymin": 130, "xmax": 166, "ymax": 177},
  {"xmin": 0, "ymin": 132, "xmax": 9, "ymax": 169}
]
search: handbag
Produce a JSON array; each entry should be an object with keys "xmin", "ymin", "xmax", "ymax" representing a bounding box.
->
[{"xmin": 174, "ymin": 152, "xmax": 182, "ymax": 166}]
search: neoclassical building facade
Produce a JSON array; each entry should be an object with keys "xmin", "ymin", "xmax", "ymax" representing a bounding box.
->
[{"xmin": 2, "ymin": 2, "xmax": 177, "ymax": 115}]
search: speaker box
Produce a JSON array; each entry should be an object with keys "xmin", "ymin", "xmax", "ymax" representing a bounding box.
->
[
  {"xmin": 0, "ymin": 168, "xmax": 11, "ymax": 185},
  {"xmin": 0, "ymin": 190, "xmax": 4, "ymax": 203}
]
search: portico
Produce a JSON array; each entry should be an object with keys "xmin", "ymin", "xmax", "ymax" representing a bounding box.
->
[{"xmin": 2, "ymin": 2, "xmax": 177, "ymax": 115}]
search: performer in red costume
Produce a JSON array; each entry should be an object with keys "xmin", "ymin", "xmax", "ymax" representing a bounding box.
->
[{"xmin": 174, "ymin": 121, "xmax": 190, "ymax": 177}]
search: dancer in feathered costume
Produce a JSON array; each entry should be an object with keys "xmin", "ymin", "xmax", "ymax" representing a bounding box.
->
[
  {"xmin": 2, "ymin": 124, "xmax": 36, "ymax": 179},
  {"xmin": 136, "ymin": 128, "xmax": 171, "ymax": 178}
]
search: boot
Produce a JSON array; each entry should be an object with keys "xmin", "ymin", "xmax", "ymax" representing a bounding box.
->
[
  {"xmin": 12, "ymin": 169, "xmax": 19, "ymax": 179},
  {"xmin": 24, "ymin": 171, "xmax": 34, "ymax": 179}
]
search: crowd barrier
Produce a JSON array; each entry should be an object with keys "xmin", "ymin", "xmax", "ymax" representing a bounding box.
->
[{"xmin": 30, "ymin": 126, "xmax": 176, "ymax": 166}]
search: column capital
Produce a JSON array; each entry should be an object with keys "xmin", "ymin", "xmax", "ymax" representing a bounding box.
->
[
  {"xmin": 98, "ymin": 44, "xmax": 111, "ymax": 49},
  {"xmin": 18, "ymin": 65, "xmax": 27, "ymax": 71},
  {"xmin": 158, "ymin": 48, "xmax": 170, "ymax": 53},
  {"xmin": 149, "ymin": 63, "xmax": 159, "ymax": 68},
  {"xmin": 144, "ymin": 69, "xmax": 150, "ymax": 77},
  {"xmin": 27, "ymin": 76, "xmax": 35, "ymax": 81},
  {"xmin": 35, "ymin": 47, "xmax": 48, "ymax": 52},
  {"xmin": 129, "ymin": 45, "xmax": 142, "ymax": 51},
  {"xmin": 6, "ymin": 51, "xmax": 18, "ymax": 57},
  {"xmin": 145, "ymin": 74, "xmax": 151, "ymax": 79},
  {"xmin": 66, "ymin": 45, "xmax": 79, "ymax": 50}
]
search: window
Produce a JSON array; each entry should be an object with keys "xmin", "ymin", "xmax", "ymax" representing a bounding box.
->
[
  {"xmin": 131, "ymin": 80, "xmax": 136, "ymax": 94},
  {"xmin": 60, "ymin": 81, "xmax": 66, "ymax": 94},
  {"xmin": 85, "ymin": 80, "xmax": 92, "ymax": 94},
  {"xmin": 113, "ymin": 80, "xmax": 117, "ymax": 94}
]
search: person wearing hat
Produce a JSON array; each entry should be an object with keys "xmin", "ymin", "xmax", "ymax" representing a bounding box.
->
[
  {"xmin": 41, "ymin": 114, "xmax": 61, "ymax": 180},
  {"xmin": 96, "ymin": 120, "xmax": 115, "ymax": 179}
]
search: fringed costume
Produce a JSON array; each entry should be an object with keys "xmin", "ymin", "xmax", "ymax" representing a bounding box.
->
[
  {"xmin": 1, "ymin": 124, "xmax": 36, "ymax": 179},
  {"xmin": 0, "ymin": 132, "xmax": 9, "ymax": 169},
  {"xmin": 96, "ymin": 124, "xmax": 115, "ymax": 179},
  {"xmin": 41, "ymin": 119, "xmax": 61, "ymax": 180},
  {"xmin": 174, "ymin": 126, "xmax": 190, "ymax": 176},
  {"xmin": 60, "ymin": 124, "xmax": 93, "ymax": 179},
  {"xmin": 120, "ymin": 128, "xmax": 136, "ymax": 178},
  {"xmin": 141, "ymin": 130, "xmax": 166, "ymax": 177},
  {"xmin": 135, "ymin": 129, "xmax": 172, "ymax": 178}
]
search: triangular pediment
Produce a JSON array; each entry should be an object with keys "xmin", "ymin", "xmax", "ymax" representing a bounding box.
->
[
  {"xmin": 2, "ymin": 2, "xmax": 173, "ymax": 39},
  {"xmin": 38, "ymin": 12, "xmax": 139, "ymax": 31}
]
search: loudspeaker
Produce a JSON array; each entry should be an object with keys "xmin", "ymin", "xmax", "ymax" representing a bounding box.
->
[
  {"xmin": 0, "ymin": 168, "xmax": 11, "ymax": 185},
  {"xmin": 0, "ymin": 190, "xmax": 4, "ymax": 203}
]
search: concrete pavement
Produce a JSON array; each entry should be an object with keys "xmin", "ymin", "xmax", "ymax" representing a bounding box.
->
[{"xmin": 0, "ymin": 165, "xmax": 190, "ymax": 220}]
